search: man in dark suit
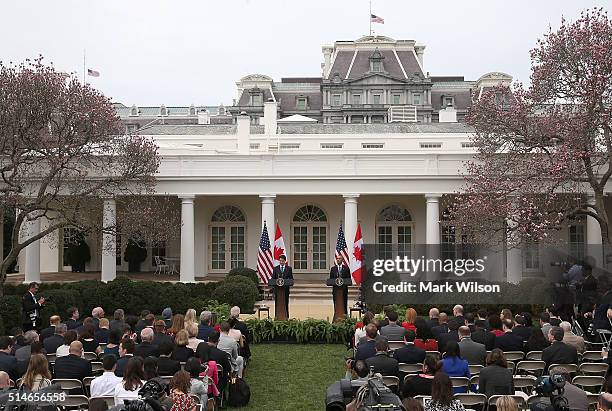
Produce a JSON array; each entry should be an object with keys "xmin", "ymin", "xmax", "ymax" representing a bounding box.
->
[
  {"xmin": 427, "ymin": 308, "xmax": 440, "ymax": 329},
  {"xmin": 494, "ymin": 319, "xmax": 524, "ymax": 352},
  {"xmin": 329, "ymin": 255, "xmax": 352, "ymax": 316},
  {"xmin": 438, "ymin": 318, "xmax": 461, "ymax": 354},
  {"xmin": 0, "ymin": 337, "xmax": 19, "ymax": 381},
  {"xmin": 355, "ymin": 324, "xmax": 378, "ymax": 362},
  {"xmin": 365, "ymin": 339, "xmax": 399, "ymax": 377},
  {"xmin": 453, "ymin": 305, "xmax": 466, "ymax": 327},
  {"xmin": 269, "ymin": 255, "xmax": 293, "ymax": 318},
  {"xmin": 134, "ymin": 328, "xmax": 159, "ymax": 358},
  {"xmin": 207, "ymin": 332, "xmax": 232, "ymax": 391},
  {"xmin": 380, "ymin": 311, "xmax": 408, "ymax": 342},
  {"xmin": 40, "ymin": 316, "xmax": 61, "ymax": 341},
  {"xmin": 156, "ymin": 341, "xmax": 180, "ymax": 376},
  {"xmin": 542, "ymin": 326, "xmax": 578, "ymax": 372},
  {"xmin": 115, "ymin": 338, "xmax": 135, "ymax": 377},
  {"xmin": 511, "ymin": 314, "xmax": 533, "ymax": 341},
  {"xmin": 53, "ymin": 341, "xmax": 92, "ymax": 381},
  {"xmin": 393, "ymin": 331, "xmax": 426, "ymax": 364},
  {"xmin": 197, "ymin": 311, "xmax": 215, "ymax": 341},
  {"xmin": 472, "ymin": 320, "xmax": 496, "ymax": 351},
  {"xmin": 21, "ymin": 282, "xmax": 45, "ymax": 332},
  {"xmin": 152, "ymin": 320, "xmax": 173, "ymax": 348},
  {"xmin": 64, "ymin": 307, "xmax": 81, "ymax": 331},
  {"xmin": 457, "ymin": 326, "xmax": 486, "ymax": 365},
  {"xmin": 94, "ymin": 319, "xmax": 111, "ymax": 344},
  {"xmin": 43, "ymin": 323, "xmax": 66, "ymax": 354},
  {"xmin": 431, "ymin": 313, "xmax": 449, "ymax": 338}
]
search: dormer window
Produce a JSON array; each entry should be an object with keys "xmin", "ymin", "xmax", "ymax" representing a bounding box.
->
[
  {"xmin": 444, "ymin": 96, "xmax": 454, "ymax": 107},
  {"xmin": 249, "ymin": 87, "xmax": 263, "ymax": 106},
  {"xmin": 369, "ymin": 48, "xmax": 384, "ymax": 73},
  {"xmin": 218, "ymin": 104, "xmax": 225, "ymax": 115},
  {"xmin": 159, "ymin": 105, "xmax": 168, "ymax": 116},
  {"xmin": 130, "ymin": 105, "xmax": 138, "ymax": 116},
  {"xmin": 296, "ymin": 97, "xmax": 307, "ymax": 110},
  {"xmin": 188, "ymin": 105, "xmax": 196, "ymax": 116}
]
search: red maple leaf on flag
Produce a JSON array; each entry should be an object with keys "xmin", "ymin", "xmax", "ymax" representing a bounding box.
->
[
  {"xmin": 353, "ymin": 246, "xmax": 362, "ymax": 262},
  {"xmin": 274, "ymin": 246, "xmax": 285, "ymax": 260}
]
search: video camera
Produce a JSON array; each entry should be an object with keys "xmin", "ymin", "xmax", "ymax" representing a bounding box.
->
[{"xmin": 530, "ymin": 374, "xmax": 570, "ymax": 411}]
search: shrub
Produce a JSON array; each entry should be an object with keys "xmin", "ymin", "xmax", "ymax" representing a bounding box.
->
[
  {"xmin": 0, "ymin": 295, "xmax": 21, "ymax": 333},
  {"xmin": 214, "ymin": 277, "xmax": 259, "ymax": 313},
  {"xmin": 188, "ymin": 282, "xmax": 219, "ymax": 300},
  {"xmin": 227, "ymin": 267, "xmax": 259, "ymax": 285},
  {"xmin": 245, "ymin": 317, "xmax": 356, "ymax": 344}
]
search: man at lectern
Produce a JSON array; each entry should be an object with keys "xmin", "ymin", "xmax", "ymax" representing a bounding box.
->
[
  {"xmin": 271, "ymin": 255, "xmax": 293, "ymax": 317},
  {"xmin": 329, "ymin": 255, "xmax": 351, "ymax": 316}
]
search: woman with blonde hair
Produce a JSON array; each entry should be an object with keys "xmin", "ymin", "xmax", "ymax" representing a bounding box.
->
[
  {"xmin": 167, "ymin": 314, "xmax": 185, "ymax": 338},
  {"xmin": 185, "ymin": 322, "xmax": 203, "ymax": 351},
  {"xmin": 184, "ymin": 309, "xmax": 197, "ymax": 329},
  {"xmin": 495, "ymin": 396, "xmax": 518, "ymax": 411},
  {"xmin": 171, "ymin": 330, "xmax": 195, "ymax": 362},
  {"xmin": 19, "ymin": 354, "xmax": 52, "ymax": 391},
  {"xmin": 402, "ymin": 307, "xmax": 418, "ymax": 332}
]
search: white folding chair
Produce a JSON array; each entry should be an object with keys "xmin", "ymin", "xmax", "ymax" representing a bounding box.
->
[
  {"xmin": 154, "ymin": 256, "xmax": 170, "ymax": 275},
  {"xmin": 579, "ymin": 362, "xmax": 609, "ymax": 376}
]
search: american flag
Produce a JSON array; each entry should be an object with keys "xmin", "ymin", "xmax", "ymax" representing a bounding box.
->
[
  {"xmin": 370, "ymin": 14, "xmax": 384, "ymax": 24},
  {"xmin": 87, "ymin": 68, "xmax": 100, "ymax": 77},
  {"xmin": 257, "ymin": 222, "xmax": 274, "ymax": 283},
  {"xmin": 335, "ymin": 224, "xmax": 350, "ymax": 266}
]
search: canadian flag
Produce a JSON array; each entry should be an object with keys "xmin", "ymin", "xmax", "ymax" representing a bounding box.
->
[
  {"xmin": 273, "ymin": 223, "xmax": 287, "ymax": 267},
  {"xmin": 350, "ymin": 223, "xmax": 364, "ymax": 285}
]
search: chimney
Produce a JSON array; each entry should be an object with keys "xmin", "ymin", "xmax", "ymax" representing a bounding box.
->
[
  {"xmin": 263, "ymin": 99, "xmax": 277, "ymax": 136},
  {"xmin": 236, "ymin": 111, "xmax": 250, "ymax": 154},
  {"xmin": 197, "ymin": 110, "xmax": 210, "ymax": 125},
  {"xmin": 415, "ymin": 45, "xmax": 425, "ymax": 69},
  {"xmin": 322, "ymin": 46, "xmax": 333, "ymax": 78},
  {"xmin": 439, "ymin": 106, "xmax": 457, "ymax": 123}
]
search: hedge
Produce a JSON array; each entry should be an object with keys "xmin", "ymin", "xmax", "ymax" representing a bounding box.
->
[
  {"xmin": 246, "ymin": 317, "xmax": 356, "ymax": 344},
  {"xmin": 227, "ymin": 267, "xmax": 259, "ymax": 285}
]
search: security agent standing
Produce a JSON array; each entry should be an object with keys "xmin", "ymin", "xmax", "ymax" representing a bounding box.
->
[
  {"xmin": 21, "ymin": 282, "xmax": 45, "ymax": 332},
  {"xmin": 329, "ymin": 255, "xmax": 351, "ymax": 316},
  {"xmin": 270, "ymin": 255, "xmax": 293, "ymax": 317}
]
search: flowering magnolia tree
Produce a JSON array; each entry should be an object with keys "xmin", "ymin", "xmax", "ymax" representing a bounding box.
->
[
  {"xmin": 0, "ymin": 58, "xmax": 178, "ymax": 294},
  {"xmin": 451, "ymin": 9, "xmax": 612, "ymax": 248}
]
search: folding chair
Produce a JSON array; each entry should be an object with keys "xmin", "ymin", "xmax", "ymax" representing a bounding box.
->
[
  {"xmin": 180, "ymin": 361, "xmax": 186, "ymax": 370},
  {"xmin": 159, "ymin": 375, "xmax": 173, "ymax": 385},
  {"xmin": 382, "ymin": 375, "xmax": 399, "ymax": 393},
  {"xmin": 388, "ymin": 341, "xmax": 406, "ymax": 351},
  {"xmin": 454, "ymin": 393, "xmax": 487, "ymax": 410},
  {"xmin": 449, "ymin": 377, "xmax": 470, "ymax": 392},
  {"xmin": 98, "ymin": 343, "xmax": 107, "ymax": 351},
  {"xmin": 83, "ymin": 376, "xmax": 96, "ymax": 397},
  {"xmin": 426, "ymin": 351, "xmax": 441, "ymax": 361},
  {"xmin": 398, "ymin": 363, "xmax": 422, "ymax": 375},
  {"xmin": 581, "ymin": 351, "xmax": 603, "ymax": 362},
  {"xmin": 503, "ymin": 351, "xmax": 525, "ymax": 361},
  {"xmin": 91, "ymin": 361, "xmax": 104, "ymax": 375},
  {"xmin": 468, "ymin": 364, "xmax": 483, "ymax": 376},
  {"xmin": 46, "ymin": 353, "xmax": 57, "ymax": 364},
  {"xmin": 154, "ymin": 256, "xmax": 170, "ymax": 275},
  {"xmin": 59, "ymin": 395, "xmax": 89, "ymax": 410},
  {"xmin": 572, "ymin": 375, "xmax": 605, "ymax": 394},
  {"xmin": 469, "ymin": 375, "xmax": 479, "ymax": 391},
  {"xmin": 525, "ymin": 351, "xmax": 543, "ymax": 360},
  {"xmin": 548, "ymin": 363, "xmax": 578, "ymax": 375},
  {"xmin": 515, "ymin": 360, "xmax": 545, "ymax": 377},
  {"xmin": 51, "ymin": 378, "xmax": 85, "ymax": 394},
  {"xmin": 413, "ymin": 396, "xmax": 431, "ymax": 406},
  {"xmin": 507, "ymin": 361, "xmax": 516, "ymax": 374},
  {"xmin": 586, "ymin": 393, "xmax": 600, "ymax": 411},
  {"xmin": 9, "ymin": 379, "xmax": 15, "ymax": 388},
  {"xmin": 83, "ymin": 352, "xmax": 98, "ymax": 361},
  {"xmin": 579, "ymin": 362, "xmax": 609, "ymax": 376},
  {"xmin": 513, "ymin": 375, "xmax": 537, "ymax": 395},
  {"xmin": 596, "ymin": 329, "xmax": 611, "ymax": 349}
]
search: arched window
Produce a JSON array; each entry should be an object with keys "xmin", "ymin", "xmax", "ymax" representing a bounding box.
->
[
  {"xmin": 209, "ymin": 206, "xmax": 246, "ymax": 271},
  {"xmin": 292, "ymin": 205, "xmax": 328, "ymax": 272},
  {"xmin": 376, "ymin": 205, "xmax": 413, "ymax": 259}
]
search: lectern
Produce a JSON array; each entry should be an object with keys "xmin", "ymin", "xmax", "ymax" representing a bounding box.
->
[
  {"xmin": 268, "ymin": 278, "xmax": 294, "ymax": 320},
  {"xmin": 326, "ymin": 277, "xmax": 352, "ymax": 322}
]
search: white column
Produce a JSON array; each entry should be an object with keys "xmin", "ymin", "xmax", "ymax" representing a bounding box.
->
[
  {"xmin": 506, "ymin": 218, "xmax": 522, "ymax": 284},
  {"xmin": 425, "ymin": 194, "xmax": 441, "ymax": 245},
  {"xmin": 587, "ymin": 194, "xmax": 604, "ymax": 269},
  {"xmin": 343, "ymin": 194, "xmax": 359, "ymax": 262},
  {"xmin": 260, "ymin": 195, "xmax": 276, "ymax": 243},
  {"xmin": 24, "ymin": 218, "xmax": 41, "ymax": 283},
  {"xmin": 180, "ymin": 195, "xmax": 196, "ymax": 283},
  {"xmin": 101, "ymin": 198, "xmax": 117, "ymax": 282}
]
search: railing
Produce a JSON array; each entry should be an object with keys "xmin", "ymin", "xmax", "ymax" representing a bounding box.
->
[{"xmin": 388, "ymin": 105, "xmax": 417, "ymax": 122}]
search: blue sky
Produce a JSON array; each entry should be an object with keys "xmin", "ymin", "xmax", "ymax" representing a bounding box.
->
[{"xmin": 2, "ymin": 0, "xmax": 609, "ymax": 105}]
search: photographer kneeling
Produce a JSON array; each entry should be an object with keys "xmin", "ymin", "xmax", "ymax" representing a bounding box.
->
[{"xmin": 529, "ymin": 367, "xmax": 588, "ymax": 411}]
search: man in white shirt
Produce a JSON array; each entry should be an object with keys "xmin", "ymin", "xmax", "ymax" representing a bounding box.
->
[
  {"xmin": 90, "ymin": 355, "xmax": 122, "ymax": 398},
  {"xmin": 218, "ymin": 322, "xmax": 244, "ymax": 378}
]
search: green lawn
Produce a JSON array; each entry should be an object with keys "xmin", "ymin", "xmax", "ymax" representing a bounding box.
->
[{"xmin": 227, "ymin": 344, "xmax": 348, "ymax": 411}]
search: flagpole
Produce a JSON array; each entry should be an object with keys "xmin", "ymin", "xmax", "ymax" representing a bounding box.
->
[
  {"xmin": 369, "ymin": 0, "xmax": 372, "ymax": 36},
  {"xmin": 83, "ymin": 49, "xmax": 86, "ymax": 84}
]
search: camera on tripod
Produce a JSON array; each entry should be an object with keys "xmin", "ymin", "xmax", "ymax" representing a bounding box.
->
[{"xmin": 530, "ymin": 374, "xmax": 570, "ymax": 411}]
